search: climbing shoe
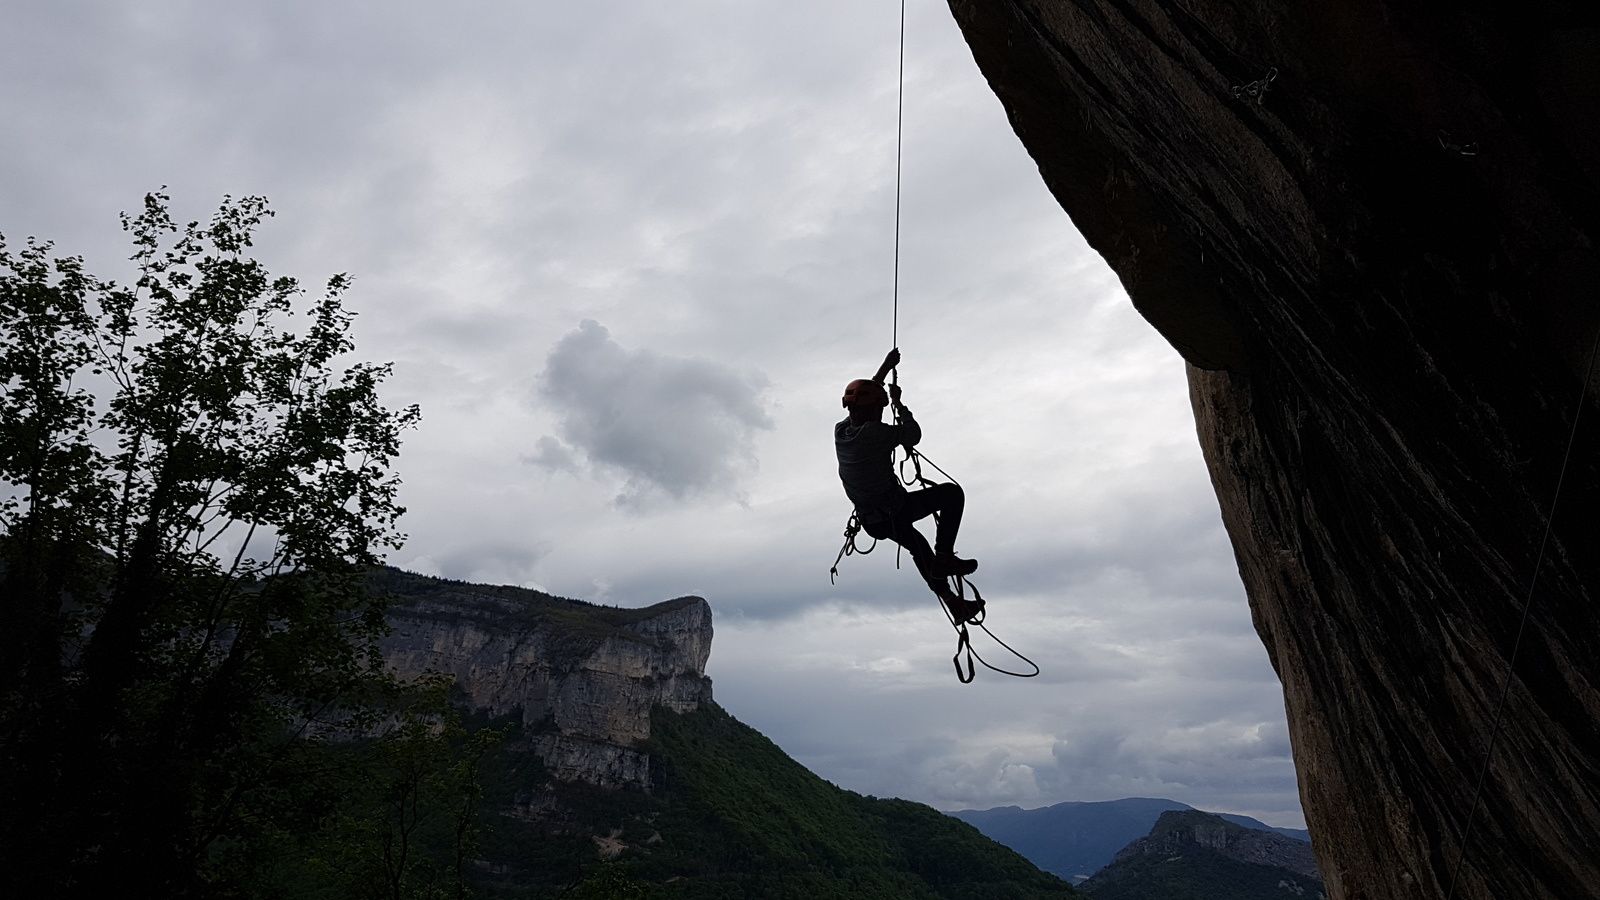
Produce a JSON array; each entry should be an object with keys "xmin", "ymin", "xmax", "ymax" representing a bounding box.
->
[
  {"xmin": 940, "ymin": 591, "xmax": 985, "ymax": 625},
  {"xmin": 930, "ymin": 553, "xmax": 978, "ymax": 577}
]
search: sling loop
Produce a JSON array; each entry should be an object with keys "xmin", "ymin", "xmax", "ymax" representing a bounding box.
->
[
  {"xmin": 830, "ymin": 510, "xmax": 878, "ymax": 585},
  {"xmin": 894, "ymin": 391, "xmax": 1039, "ymax": 683},
  {"xmin": 940, "ymin": 571, "xmax": 1040, "ymax": 682},
  {"xmin": 953, "ymin": 626, "xmax": 975, "ymax": 683}
]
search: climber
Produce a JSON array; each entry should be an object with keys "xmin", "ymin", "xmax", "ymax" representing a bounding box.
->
[{"xmin": 836, "ymin": 348, "xmax": 984, "ymax": 623}]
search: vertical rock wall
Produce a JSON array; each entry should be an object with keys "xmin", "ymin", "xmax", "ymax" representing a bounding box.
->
[
  {"xmin": 381, "ymin": 585, "xmax": 713, "ymax": 789},
  {"xmin": 945, "ymin": 2, "xmax": 1600, "ymax": 898}
]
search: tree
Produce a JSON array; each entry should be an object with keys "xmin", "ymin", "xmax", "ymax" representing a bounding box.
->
[{"xmin": 0, "ymin": 192, "xmax": 423, "ymax": 896}]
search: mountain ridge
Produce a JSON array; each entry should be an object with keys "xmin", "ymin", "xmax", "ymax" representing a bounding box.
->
[
  {"xmin": 953, "ymin": 797, "xmax": 1309, "ymax": 882},
  {"xmin": 1080, "ymin": 810, "xmax": 1325, "ymax": 900}
]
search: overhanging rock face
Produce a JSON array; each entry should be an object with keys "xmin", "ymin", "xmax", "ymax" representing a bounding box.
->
[{"xmin": 944, "ymin": 3, "xmax": 1600, "ymax": 898}]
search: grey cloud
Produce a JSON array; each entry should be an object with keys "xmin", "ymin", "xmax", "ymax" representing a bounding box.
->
[
  {"xmin": 434, "ymin": 542, "xmax": 549, "ymax": 585},
  {"xmin": 536, "ymin": 320, "xmax": 774, "ymax": 507},
  {"xmin": 524, "ymin": 435, "xmax": 581, "ymax": 475},
  {"xmin": 1029, "ymin": 714, "xmax": 1298, "ymax": 811}
]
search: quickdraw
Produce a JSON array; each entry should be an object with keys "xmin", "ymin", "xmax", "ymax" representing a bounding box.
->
[{"xmin": 1230, "ymin": 66, "xmax": 1278, "ymax": 104}]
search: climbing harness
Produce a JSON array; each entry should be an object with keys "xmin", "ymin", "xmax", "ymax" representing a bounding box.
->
[
  {"xmin": 827, "ymin": 0, "xmax": 1038, "ymax": 685},
  {"xmin": 1444, "ymin": 314, "xmax": 1600, "ymax": 898}
]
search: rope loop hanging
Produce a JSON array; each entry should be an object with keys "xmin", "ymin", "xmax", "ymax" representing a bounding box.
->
[{"xmin": 830, "ymin": 511, "xmax": 877, "ymax": 585}]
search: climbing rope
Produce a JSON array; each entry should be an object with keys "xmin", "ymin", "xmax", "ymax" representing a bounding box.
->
[
  {"xmin": 1445, "ymin": 315, "xmax": 1600, "ymax": 899},
  {"xmin": 889, "ymin": 403, "xmax": 1039, "ymax": 684},
  {"xmin": 891, "ymin": 0, "xmax": 905, "ymax": 348},
  {"xmin": 827, "ymin": 0, "xmax": 1038, "ymax": 684},
  {"xmin": 942, "ymin": 573, "xmax": 1041, "ymax": 684},
  {"xmin": 829, "ymin": 392, "xmax": 1041, "ymax": 684}
]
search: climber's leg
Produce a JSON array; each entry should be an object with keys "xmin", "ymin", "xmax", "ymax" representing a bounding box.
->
[
  {"xmin": 861, "ymin": 515, "xmax": 934, "ymax": 564},
  {"xmin": 896, "ymin": 483, "xmax": 975, "ymax": 575}
]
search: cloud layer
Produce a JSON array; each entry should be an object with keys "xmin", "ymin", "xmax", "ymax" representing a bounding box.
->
[{"xmin": 535, "ymin": 320, "xmax": 774, "ymax": 506}]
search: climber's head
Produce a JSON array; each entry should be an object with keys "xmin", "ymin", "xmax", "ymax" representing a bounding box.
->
[{"xmin": 842, "ymin": 378, "xmax": 888, "ymax": 420}]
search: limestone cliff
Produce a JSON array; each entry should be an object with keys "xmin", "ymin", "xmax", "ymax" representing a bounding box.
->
[
  {"xmin": 374, "ymin": 569, "xmax": 713, "ymax": 788},
  {"xmin": 946, "ymin": 3, "xmax": 1600, "ymax": 899},
  {"xmin": 1115, "ymin": 810, "xmax": 1320, "ymax": 879},
  {"xmin": 1084, "ymin": 810, "xmax": 1324, "ymax": 899}
]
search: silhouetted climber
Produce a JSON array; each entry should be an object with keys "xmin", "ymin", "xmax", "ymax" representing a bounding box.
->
[{"xmin": 836, "ymin": 348, "xmax": 983, "ymax": 623}]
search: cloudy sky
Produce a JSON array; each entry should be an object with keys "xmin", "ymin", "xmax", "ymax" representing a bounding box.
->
[{"xmin": 3, "ymin": 1, "xmax": 1302, "ymax": 827}]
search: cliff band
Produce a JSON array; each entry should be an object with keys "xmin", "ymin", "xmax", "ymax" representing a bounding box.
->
[
  {"xmin": 377, "ymin": 572, "xmax": 713, "ymax": 788},
  {"xmin": 944, "ymin": 3, "xmax": 1600, "ymax": 899}
]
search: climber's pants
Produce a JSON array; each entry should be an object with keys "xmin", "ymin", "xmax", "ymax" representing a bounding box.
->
[{"xmin": 861, "ymin": 482, "xmax": 965, "ymax": 562}]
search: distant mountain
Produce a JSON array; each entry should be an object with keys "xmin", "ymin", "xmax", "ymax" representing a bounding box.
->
[
  {"xmin": 1214, "ymin": 815, "xmax": 1310, "ymax": 844},
  {"xmin": 951, "ymin": 798, "xmax": 1309, "ymax": 882},
  {"xmin": 373, "ymin": 569, "xmax": 1078, "ymax": 897},
  {"xmin": 1079, "ymin": 810, "xmax": 1324, "ymax": 900}
]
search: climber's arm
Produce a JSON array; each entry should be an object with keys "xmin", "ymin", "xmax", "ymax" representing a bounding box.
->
[
  {"xmin": 872, "ymin": 347, "xmax": 900, "ymax": 383},
  {"xmin": 891, "ymin": 388, "xmax": 922, "ymax": 447}
]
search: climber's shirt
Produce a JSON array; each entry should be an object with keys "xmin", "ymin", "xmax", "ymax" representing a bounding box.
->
[{"xmin": 835, "ymin": 409, "xmax": 921, "ymax": 524}]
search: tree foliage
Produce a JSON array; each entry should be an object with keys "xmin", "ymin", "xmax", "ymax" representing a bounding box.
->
[
  {"xmin": 462, "ymin": 701, "xmax": 1078, "ymax": 898},
  {"xmin": 0, "ymin": 193, "xmax": 428, "ymax": 896},
  {"xmin": 240, "ymin": 691, "xmax": 507, "ymax": 900}
]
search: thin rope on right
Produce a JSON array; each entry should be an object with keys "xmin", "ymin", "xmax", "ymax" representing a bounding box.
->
[
  {"xmin": 856, "ymin": 1, "xmax": 1034, "ymax": 685},
  {"xmin": 936, "ymin": 572, "xmax": 1040, "ymax": 683},
  {"xmin": 891, "ymin": 0, "xmax": 905, "ymax": 348},
  {"xmin": 896, "ymin": 439, "xmax": 1040, "ymax": 684},
  {"xmin": 1444, "ymin": 313, "xmax": 1600, "ymax": 900}
]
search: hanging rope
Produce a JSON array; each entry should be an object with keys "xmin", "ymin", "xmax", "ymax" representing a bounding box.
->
[
  {"xmin": 830, "ymin": 0, "xmax": 1037, "ymax": 685},
  {"xmin": 892, "ymin": 0, "xmax": 905, "ymax": 348},
  {"xmin": 829, "ymin": 511, "xmax": 877, "ymax": 585},
  {"xmin": 1444, "ymin": 315, "xmax": 1600, "ymax": 899},
  {"xmin": 891, "ymin": 410, "xmax": 1039, "ymax": 684},
  {"xmin": 942, "ymin": 574, "xmax": 1041, "ymax": 683}
]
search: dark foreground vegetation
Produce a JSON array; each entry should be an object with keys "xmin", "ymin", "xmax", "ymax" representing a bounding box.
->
[
  {"xmin": 470, "ymin": 704, "xmax": 1077, "ymax": 899},
  {"xmin": 0, "ymin": 194, "xmax": 478, "ymax": 898},
  {"xmin": 640, "ymin": 704, "xmax": 1076, "ymax": 899}
]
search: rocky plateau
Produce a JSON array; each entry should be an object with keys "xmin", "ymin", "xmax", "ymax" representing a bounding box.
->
[{"xmin": 376, "ymin": 570, "xmax": 713, "ymax": 789}]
